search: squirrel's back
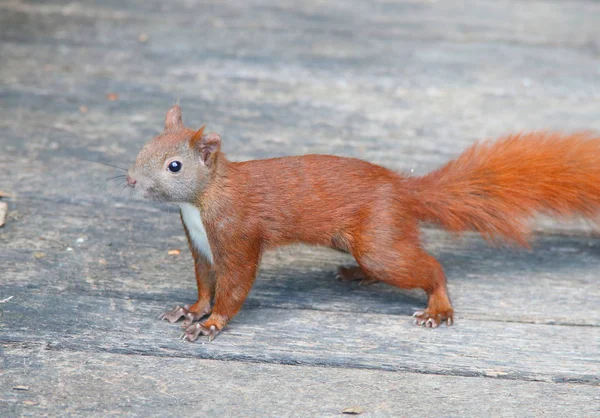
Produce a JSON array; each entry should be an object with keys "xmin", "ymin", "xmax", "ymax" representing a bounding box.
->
[{"xmin": 226, "ymin": 154, "xmax": 412, "ymax": 247}]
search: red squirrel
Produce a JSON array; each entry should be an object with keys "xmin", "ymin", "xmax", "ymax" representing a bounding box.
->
[{"xmin": 126, "ymin": 105, "xmax": 600, "ymax": 341}]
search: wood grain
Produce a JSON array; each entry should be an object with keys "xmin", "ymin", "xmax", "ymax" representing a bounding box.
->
[
  {"xmin": 2, "ymin": 348, "xmax": 599, "ymax": 417},
  {"xmin": 2, "ymin": 294, "xmax": 598, "ymax": 385},
  {"xmin": 1, "ymin": 0, "xmax": 599, "ymax": 416}
]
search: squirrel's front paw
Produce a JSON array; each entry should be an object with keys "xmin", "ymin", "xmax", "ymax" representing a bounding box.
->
[
  {"xmin": 158, "ymin": 305, "xmax": 189, "ymax": 323},
  {"xmin": 159, "ymin": 302, "xmax": 211, "ymax": 325},
  {"xmin": 181, "ymin": 311, "xmax": 207, "ymax": 327},
  {"xmin": 181, "ymin": 322, "xmax": 220, "ymax": 342}
]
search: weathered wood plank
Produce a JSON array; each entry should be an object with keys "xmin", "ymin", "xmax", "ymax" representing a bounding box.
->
[
  {"xmin": 2, "ymin": 0, "xmax": 600, "ymax": 48},
  {"xmin": 2, "ymin": 347, "xmax": 598, "ymax": 417},
  {"xmin": 2, "ymin": 0, "xmax": 600, "ymax": 172},
  {"xmin": 1, "ymin": 294, "xmax": 598, "ymax": 385},
  {"xmin": 0, "ymin": 0, "xmax": 599, "ymax": 416},
  {"xmin": 3, "ymin": 0, "xmax": 600, "ymax": 243},
  {"xmin": 3, "ymin": 34, "xmax": 600, "ymax": 168}
]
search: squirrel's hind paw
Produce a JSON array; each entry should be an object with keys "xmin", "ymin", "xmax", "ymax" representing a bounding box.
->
[{"xmin": 413, "ymin": 309, "xmax": 454, "ymax": 328}]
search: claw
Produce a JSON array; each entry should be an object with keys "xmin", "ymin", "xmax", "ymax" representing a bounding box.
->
[
  {"xmin": 160, "ymin": 304, "xmax": 211, "ymax": 325},
  {"xmin": 413, "ymin": 309, "xmax": 453, "ymax": 328},
  {"xmin": 159, "ymin": 305, "xmax": 189, "ymax": 323},
  {"xmin": 206, "ymin": 325, "xmax": 218, "ymax": 342},
  {"xmin": 425, "ymin": 318, "xmax": 439, "ymax": 328},
  {"xmin": 182, "ymin": 323, "xmax": 202, "ymax": 342},
  {"xmin": 180, "ymin": 323, "xmax": 221, "ymax": 342},
  {"xmin": 181, "ymin": 311, "xmax": 209, "ymax": 328}
]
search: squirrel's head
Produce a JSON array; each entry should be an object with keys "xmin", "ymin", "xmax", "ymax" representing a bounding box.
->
[{"xmin": 126, "ymin": 105, "xmax": 221, "ymax": 203}]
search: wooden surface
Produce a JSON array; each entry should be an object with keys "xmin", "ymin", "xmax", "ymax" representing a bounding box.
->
[{"xmin": 1, "ymin": 0, "xmax": 599, "ymax": 416}]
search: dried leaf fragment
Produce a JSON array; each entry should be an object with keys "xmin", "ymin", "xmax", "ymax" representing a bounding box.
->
[
  {"xmin": 0, "ymin": 296, "xmax": 14, "ymax": 303},
  {"xmin": 0, "ymin": 201, "xmax": 7, "ymax": 227},
  {"xmin": 342, "ymin": 406, "xmax": 364, "ymax": 415},
  {"xmin": 168, "ymin": 249, "xmax": 181, "ymax": 255},
  {"xmin": 34, "ymin": 252, "xmax": 46, "ymax": 259},
  {"xmin": 485, "ymin": 369, "xmax": 508, "ymax": 377}
]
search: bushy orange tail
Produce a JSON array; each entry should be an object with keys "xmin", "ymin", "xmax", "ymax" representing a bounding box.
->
[{"xmin": 410, "ymin": 132, "xmax": 600, "ymax": 245}]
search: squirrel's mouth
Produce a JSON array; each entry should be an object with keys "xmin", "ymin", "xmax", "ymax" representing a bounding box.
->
[
  {"xmin": 142, "ymin": 187, "xmax": 167, "ymax": 202},
  {"xmin": 142, "ymin": 186, "xmax": 158, "ymax": 200}
]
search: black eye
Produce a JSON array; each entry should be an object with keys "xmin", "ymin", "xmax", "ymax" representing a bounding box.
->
[{"xmin": 168, "ymin": 161, "xmax": 182, "ymax": 173}]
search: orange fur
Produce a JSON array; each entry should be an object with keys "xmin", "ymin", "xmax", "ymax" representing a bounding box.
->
[
  {"xmin": 410, "ymin": 132, "xmax": 600, "ymax": 246},
  {"xmin": 129, "ymin": 107, "xmax": 600, "ymax": 340}
]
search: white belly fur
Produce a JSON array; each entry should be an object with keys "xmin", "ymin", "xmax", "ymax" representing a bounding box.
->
[{"xmin": 179, "ymin": 203, "xmax": 213, "ymax": 264}]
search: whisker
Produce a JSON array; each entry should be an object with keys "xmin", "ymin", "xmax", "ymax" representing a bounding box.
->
[
  {"xmin": 106, "ymin": 174, "xmax": 127, "ymax": 182},
  {"xmin": 116, "ymin": 184, "xmax": 129, "ymax": 200},
  {"xmin": 83, "ymin": 159, "xmax": 128, "ymax": 171},
  {"xmin": 127, "ymin": 189, "xmax": 134, "ymax": 206},
  {"xmin": 94, "ymin": 177, "xmax": 124, "ymax": 192},
  {"xmin": 113, "ymin": 180, "xmax": 127, "ymax": 190}
]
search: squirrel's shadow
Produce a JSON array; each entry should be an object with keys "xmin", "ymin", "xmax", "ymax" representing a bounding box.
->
[
  {"xmin": 245, "ymin": 234, "xmax": 599, "ymax": 317},
  {"xmin": 156, "ymin": 233, "xmax": 599, "ymax": 319}
]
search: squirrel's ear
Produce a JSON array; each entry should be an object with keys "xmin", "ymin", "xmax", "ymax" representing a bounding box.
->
[
  {"xmin": 164, "ymin": 105, "xmax": 183, "ymax": 130},
  {"xmin": 190, "ymin": 125, "xmax": 207, "ymax": 148},
  {"xmin": 190, "ymin": 126, "xmax": 221, "ymax": 164}
]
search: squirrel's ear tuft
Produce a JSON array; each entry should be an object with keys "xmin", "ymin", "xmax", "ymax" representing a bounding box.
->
[
  {"xmin": 164, "ymin": 105, "xmax": 183, "ymax": 130},
  {"xmin": 190, "ymin": 126, "xmax": 221, "ymax": 164},
  {"xmin": 189, "ymin": 124, "xmax": 207, "ymax": 148}
]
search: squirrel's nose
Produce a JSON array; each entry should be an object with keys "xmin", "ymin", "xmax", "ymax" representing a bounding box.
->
[{"xmin": 126, "ymin": 174, "xmax": 137, "ymax": 187}]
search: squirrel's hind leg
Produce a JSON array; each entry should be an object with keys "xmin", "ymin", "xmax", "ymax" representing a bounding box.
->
[
  {"xmin": 351, "ymin": 235, "xmax": 454, "ymax": 327},
  {"xmin": 409, "ymin": 251, "xmax": 454, "ymax": 328}
]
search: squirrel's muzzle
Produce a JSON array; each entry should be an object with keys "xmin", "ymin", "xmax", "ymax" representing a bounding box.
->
[{"xmin": 126, "ymin": 174, "xmax": 137, "ymax": 188}]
